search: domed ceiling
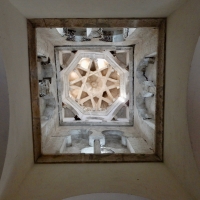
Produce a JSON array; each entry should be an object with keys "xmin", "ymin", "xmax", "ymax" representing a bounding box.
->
[{"xmin": 60, "ymin": 50, "xmax": 129, "ymax": 122}]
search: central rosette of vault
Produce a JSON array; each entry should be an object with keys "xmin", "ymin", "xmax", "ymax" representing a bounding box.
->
[
  {"xmin": 60, "ymin": 50, "xmax": 128, "ymax": 121},
  {"xmin": 70, "ymin": 58, "xmax": 120, "ymax": 110}
]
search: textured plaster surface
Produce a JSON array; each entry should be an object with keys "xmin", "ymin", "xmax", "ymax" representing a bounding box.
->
[
  {"xmin": 134, "ymin": 28, "xmax": 157, "ymax": 149},
  {"xmin": 37, "ymin": 30, "xmax": 59, "ymax": 147}
]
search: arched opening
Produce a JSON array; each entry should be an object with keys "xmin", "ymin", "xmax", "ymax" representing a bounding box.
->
[{"xmin": 62, "ymin": 193, "xmax": 150, "ymax": 200}]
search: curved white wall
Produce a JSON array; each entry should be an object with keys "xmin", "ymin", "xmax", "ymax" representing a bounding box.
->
[
  {"xmin": 0, "ymin": 50, "xmax": 9, "ymax": 179},
  {"xmin": 0, "ymin": 0, "xmax": 33, "ymax": 198},
  {"xmin": 165, "ymin": 0, "xmax": 200, "ymax": 198},
  {"xmin": 188, "ymin": 36, "xmax": 200, "ymax": 171}
]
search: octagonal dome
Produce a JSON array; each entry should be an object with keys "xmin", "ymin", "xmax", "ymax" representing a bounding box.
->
[{"xmin": 60, "ymin": 50, "xmax": 128, "ymax": 122}]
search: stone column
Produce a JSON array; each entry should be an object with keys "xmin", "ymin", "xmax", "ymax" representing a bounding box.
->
[{"xmin": 94, "ymin": 139, "xmax": 101, "ymax": 154}]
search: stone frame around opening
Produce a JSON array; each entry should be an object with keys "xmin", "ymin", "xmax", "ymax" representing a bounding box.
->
[{"xmin": 27, "ymin": 18, "xmax": 166, "ymax": 163}]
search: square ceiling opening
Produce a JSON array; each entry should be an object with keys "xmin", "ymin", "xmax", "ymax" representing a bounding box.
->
[{"xmin": 28, "ymin": 18, "xmax": 165, "ymax": 163}]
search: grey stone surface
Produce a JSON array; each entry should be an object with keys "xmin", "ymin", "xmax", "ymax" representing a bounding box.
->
[
  {"xmin": 136, "ymin": 57, "xmax": 155, "ymax": 84},
  {"xmin": 116, "ymin": 52, "xmax": 128, "ymax": 66},
  {"xmin": 94, "ymin": 139, "xmax": 101, "ymax": 154},
  {"xmin": 42, "ymin": 127, "xmax": 133, "ymax": 154},
  {"xmin": 127, "ymin": 138, "xmax": 153, "ymax": 154},
  {"xmin": 134, "ymin": 28, "xmax": 158, "ymax": 150},
  {"xmin": 89, "ymin": 130, "xmax": 105, "ymax": 147},
  {"xmin": 37, "ymin": 29, "xmax": 59, "ymax": 148},
  {"xmin": 60, "ymin": 135, "xmax": 72, "ymax": 153},
  {"xmin": 64, "ymin": 108, "xmax": 76, "ymax": 118},
  {"xmin": 136, "ymin": 94, "xmax": 153, "ymax": 120},
  {"xmin": 43, "ymin": 63, "xmax": 54, "ymax": 78},
  {"xmin": 42, "ymin": 93, "xmax": 56, "ymax": 120}
]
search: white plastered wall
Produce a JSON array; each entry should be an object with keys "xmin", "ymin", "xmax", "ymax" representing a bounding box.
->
[
  {"xmin": 165, "ymin": 0, "xmax": 200, "ymax": 197},
  {"xmin": 0, "ymin": 0, "xmax": 33, "ymax": 198},
  {"xmin": 0, "ymin": 0, "xmax": 200, "ymax": 199},
  {"xmin": 188, "ymin": 37, "xmax": 200, "ymax": 172}
]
